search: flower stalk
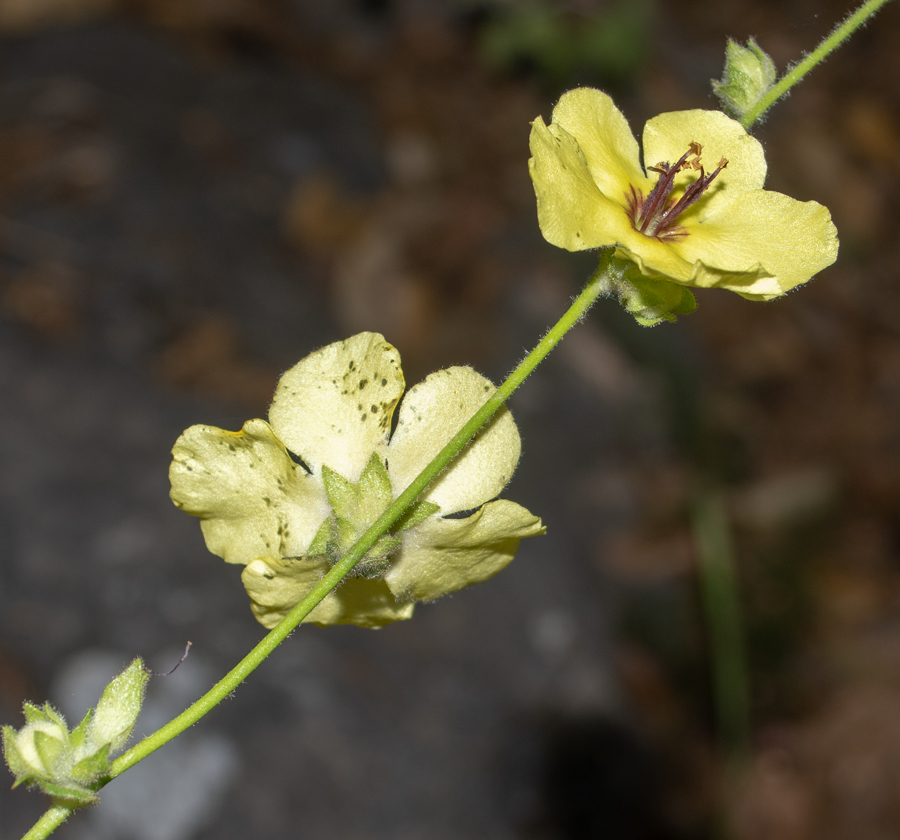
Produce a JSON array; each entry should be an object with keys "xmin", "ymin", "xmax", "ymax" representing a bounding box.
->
[
  {"xmin": 20, "ymin": 261, "xmax": 610, "ymax": 840},
  {"xmin": 739, "ymin": 0, "xmax": 895, "ymax": 128}
]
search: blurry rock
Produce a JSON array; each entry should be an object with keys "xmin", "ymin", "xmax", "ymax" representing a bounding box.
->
[
  {"xmin": 603, "ymin": 529, "xmax": 695, "ymax": 582},
  {"xmin": 843, "ymin": 97, "xmax": 900, "ymax": 170},
  {"xmin": 332, "ymin": 220, "xmax": 434, "ymax": 355},
  {"xmin": 385, "ymin": 131, "xmax": 438, "ymax": 188},
  {"xmin": 2, "ymin": 262, "xmax": 81, "ymax": 340},
  {"xmin": 51, "ymin": 139, "xmax": 118, "ymax": 197},
  {"xmin": 0, "ymin": 0, "xmax": 113, "ymax": 32},
  {"xmin": 138, "ymin": 0, "xmax": 282, "ymax": 40},
  {"xmin": 0, "ymin": 641, "xmax": 39, "ymax": 722},
  {"xmin": 529, "ymin": 608, "xmax": 576, "ymax": 661},
  {"xmin": 730, "ymin": 468, "xmax": 838, "ymax": 531},
  {"xmin": 154, "ymin": 313, "xmax": 278, "ymax": 410},
  {"xmin": 730, "ymin": 746, "xmax": 814, "ymax": 840},
  {"xmin": 803, "ymin": 686, "xmax": 900, "ymax": 839},
  {"xmin": 616, "ymin": 643, "xmax": 685, "ymax": 739},
  {"xmin": 282, "ymin": 173, "xmax": 369, "ymax": 259}
]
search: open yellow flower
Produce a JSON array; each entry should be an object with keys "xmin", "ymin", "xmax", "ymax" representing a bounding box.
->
[
  {"xmin": 529, "ymin": 88, "xmax": 838, "ymax": 307},
  {"xmin": 169, "ymin": 333, "xmax": 544, "ymax": 629}
]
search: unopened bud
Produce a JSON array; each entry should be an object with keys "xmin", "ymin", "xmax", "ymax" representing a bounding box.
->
[
  {"xmin": 712, "ymin": 38, "xmax": 777, "ymax": 118},
  {"xmin": 88, "ymin": 658, "xmax": 149, "ymax": 754},
  {"xmin": 3, "ymin": 658, "xmax": 149, "ymax": 807}
]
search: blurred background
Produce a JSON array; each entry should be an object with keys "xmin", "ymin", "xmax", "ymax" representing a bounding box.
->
[{"xmin": 1, "ymin": 0, "xmax": 899, "ymax": 837}]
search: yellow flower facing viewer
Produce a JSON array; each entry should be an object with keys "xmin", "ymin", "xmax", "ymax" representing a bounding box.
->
[
  {"xmin": 529, "ymin": 88, "xmax": 838, "ymax": 318},
  {"xmin": 169, "ymin": 333, "xmax": 544, "ymax": 629}
]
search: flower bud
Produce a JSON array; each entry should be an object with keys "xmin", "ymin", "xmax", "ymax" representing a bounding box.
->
[
  {"xmin": 712, "ymin": 38, "xmax": 777, "ymax": 118},
  {"xmin": 3, "ymin": 658, "xmax": 148, "ymax": 806},
  {"xmin": 87, "ymin": 658, "xmax": 149, "ymax": 754}
]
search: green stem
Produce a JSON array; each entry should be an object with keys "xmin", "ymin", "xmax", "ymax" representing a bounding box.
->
[
  {"xmin": 741, "ymin": 0, "xmax": 895, "ymax": 128},
  {"xmin": 22, "ymin": 255, "xmax": 612, "ymax": 840},
  {"xmin": 19, "ymin": 806, "xmax": 70, "ymax": 840},
  {"xmin": 692, "ymin": 490, "xmax": 751, "ymax": 769}
]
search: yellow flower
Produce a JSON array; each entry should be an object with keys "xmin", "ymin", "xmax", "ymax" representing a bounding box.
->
[
  {"xmin": 169, "ymin": 333, "xmax": 544, "ymax": 629},
  {"xmin": 529, "ymin": 88, "xmax": 838, "ymax": 310}
]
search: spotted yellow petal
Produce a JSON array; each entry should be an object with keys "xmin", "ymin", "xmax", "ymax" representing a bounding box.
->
[
  {"xmin": 529, "ymin": 117, "xmax": 632, "ymax": 252},
  {"xmin": 243, "ymin": 557, "xmax": 415, "ymax": 628},
  {"xmin": 642, "ymin": 109, "xmax": 767, "ymax": 194},
  {"xmin": 385, "ymin": 499, "xmax": 545, "ymax": 602},
  {"xmin": 269, "ymin": 333, "xmax": 405, "ymax": 481},
  {"xmin": 169, "ymin": 420, "xmax": 329, "ymax": 565},
  {"xmin": 382, "ymin": 367, "xmax": 521, "ymax": 516}
]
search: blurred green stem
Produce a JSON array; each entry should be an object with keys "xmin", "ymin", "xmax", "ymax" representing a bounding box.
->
[
  {"xmin": 20, "ymin": 255, "xmax": 614, "ymax": 840},
  {"xmin": 692, "ymin": 490, "xmax": 751, "ymax": 767},
  {"xmin": 741, "ymin": 0, "xmax": 895, "ymax": 128}
]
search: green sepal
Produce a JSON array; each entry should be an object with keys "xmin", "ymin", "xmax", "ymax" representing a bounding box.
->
[
  {"xmin": 69, "ymin": 710, "xmax": 93, "ymax": 750},
  {"xmin": 33, "ymin": 730, "xmax": 67, "ymax": 775},
  {"xmin": 36, "ymin": 779, "xmax": 99, "ymax": 807},
  {"xmin": 306, "ymin": 518, "xmax": 332, "ymax": 557},
  {"xmin": 614, "ymin": 267, "xmax": 697, "ymax": 326},
  {"xmin": 2, "ymin": 725, "xmax": 29, "ymax": 778},
  {"xmin": 356, "ymin": 453, "xmax": 393, "ymax": 522},
  {"xmin": 712, "ymin": 38, "xmax": 777, "ymax": 118},
  {"xmin": 369, "ymin": 535, "xmax": 402, "ymax": 561},
  {"xmin": 70, "ymin": 743, "xmax": 110, "ymax": 784},
  {"xmin": 22, "ymin": 703, "xmax": 50, "ymax": 725},
  {"xmin": 394, "ymin": 501, "xmax": 440, "ymax": 533},
  {"xmin": 42, "ymin": 704, "xmax": 67, "ymax": 731},
  {"xmin": 321, "ymin": 465, "xmax": 356, "ymax": 521}
]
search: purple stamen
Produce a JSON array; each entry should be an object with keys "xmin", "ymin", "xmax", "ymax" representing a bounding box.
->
[{"xmin": 629, "ymin": 143, "xmax": 728, "ymax": 241}]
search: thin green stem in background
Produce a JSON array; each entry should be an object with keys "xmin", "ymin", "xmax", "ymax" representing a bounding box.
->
[
  {"xmin": 692, "ymin": 491, "xmax": 751, "ymax": 769},
  {"xmin": 741, "ymin": 0, "xmax": 895, "ymax": 128},
  {"xmin": 22, "ymin": 254, "xmax": 613, "ymax": 840}
]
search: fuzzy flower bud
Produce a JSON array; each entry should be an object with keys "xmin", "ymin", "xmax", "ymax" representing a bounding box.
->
[
  {"xmin": 87, "ymin": 658, "xmax": 149, "ymax": 754},
  {"xmin": 712, "ymin": 38, "xmax": 777, "ymax": 118},
  {"xmin": 2, "ymin": 658, "xmax": 148, "ymax": 806}
]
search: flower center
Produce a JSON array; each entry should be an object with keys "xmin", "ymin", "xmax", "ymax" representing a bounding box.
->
[{"xmin": 626, "ymin": 142, "xmax": 728, "ymax": 241}]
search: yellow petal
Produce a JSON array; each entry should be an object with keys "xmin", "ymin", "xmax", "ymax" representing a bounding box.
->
[
  {"xmin": 528, "ymin": 117, "xmax": 633, "ymax": 252},
  {"xmin": 169, "ymin": 420, "xmax": 329, "ymax": 565},
  {"xmin": 641, "ymin": 109, "xmax": 767, "ymax": 193},
  {"xmin": 243, "ymin": 557, "xmax": 414, "ymax": 629},
  {"xmin": 550, "ymin": 87, "xmax": 648, "ymax": 199},
  {"xmin": 383, "ymin": 367, "xmax": 521, "ymax": 515},
  {"xmin": 385, "ymin": 499, "xmax": 545, "ymax": 602},
  {"xmin": 269, "ymin": 333, "xmax": 405, "ymax": 481},
  {"xmin": 673, "ymin": 189, "xmax": 839, "ymax": 298}
]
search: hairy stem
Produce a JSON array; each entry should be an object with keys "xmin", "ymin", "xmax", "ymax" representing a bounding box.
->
[
  {"xmin": 22, "ymin": 256, "xmax": 612, "ymax": 840},
  {"xmin": 741, "ymin": 0, "xmax": 895, "ymax": 128}
]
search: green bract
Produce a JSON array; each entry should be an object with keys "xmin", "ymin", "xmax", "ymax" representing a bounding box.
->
[
  {"xmin": 170, "ymin": 332, "xmax": 544, "ymax": 629},
  {"xmin": 529, "ymin": 88, "xmax": 838, "ymax": 321},
  {"xmin": 2, "ymin": 659, "xmax": 148, "ymax": 806}
]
